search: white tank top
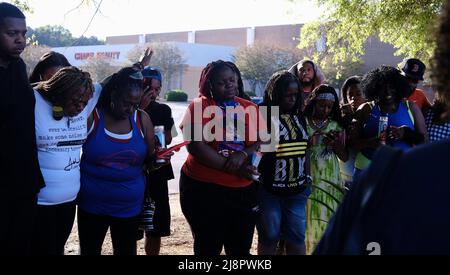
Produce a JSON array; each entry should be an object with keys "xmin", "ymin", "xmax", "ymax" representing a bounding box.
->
[{"xmin": 35, "ymin": 83, "xmax": 102, "ymax": 205}]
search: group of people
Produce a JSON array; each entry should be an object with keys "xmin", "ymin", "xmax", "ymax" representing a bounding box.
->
[
  {"xmin": 2, "ymin": 0, "xmax": 450, "ymax": 256},
  {"xmin": 177, "ymin": 54, "xmax": 444, "ymax": 255},
  {"xmin": 0, "ymin": 2, "xmax": 173, "ymax": 255}
]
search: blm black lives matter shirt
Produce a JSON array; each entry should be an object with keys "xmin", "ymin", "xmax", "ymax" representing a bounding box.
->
[{"xmin": 258, "ymin": 114, "xmax": 309, "ymax": 197}]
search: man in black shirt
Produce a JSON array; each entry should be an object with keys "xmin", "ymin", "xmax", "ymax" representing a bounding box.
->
[
  {"xmin": 0, "ymin": 3, "xmax": 44, "ymax": 255},
  {"xmin": 139, "ymin": 66, "xmax": 176, "ymax": 255}
]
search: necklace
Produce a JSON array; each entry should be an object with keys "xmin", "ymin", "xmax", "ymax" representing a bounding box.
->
[{"xmin": 311, "ymin": 117, "xmax": 329, "ymax": 130}]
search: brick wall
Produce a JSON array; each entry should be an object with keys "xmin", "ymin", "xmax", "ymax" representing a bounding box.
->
[{"xmin": 195, "ymin": 28, "xmax": 247, "ymax": 47}]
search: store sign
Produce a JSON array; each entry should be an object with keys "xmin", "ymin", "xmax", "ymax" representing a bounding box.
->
[{"xmin": 74, "ymin": 51, "xmax": 121, "ymax": 60}]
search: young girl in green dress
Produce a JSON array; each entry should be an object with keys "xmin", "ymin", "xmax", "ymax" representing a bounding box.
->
[{"xmin": 303, "ymin": 84, "xmax": 348, "ymax": 252}]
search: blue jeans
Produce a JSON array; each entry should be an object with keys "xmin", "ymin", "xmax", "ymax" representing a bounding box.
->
[{"xmin": 256, "ymin": 187, "xmax": 310, "ymax": 247}]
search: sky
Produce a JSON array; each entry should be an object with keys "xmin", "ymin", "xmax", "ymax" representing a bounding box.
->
[{"xmin": 22, "ymin": 0, "xmax": 321, "ymax": 39}]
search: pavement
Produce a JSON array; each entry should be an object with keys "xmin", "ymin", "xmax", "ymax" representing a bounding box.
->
[{"xmin": 163, "ymin": 101, "xmax": 190, "ymax": 195}]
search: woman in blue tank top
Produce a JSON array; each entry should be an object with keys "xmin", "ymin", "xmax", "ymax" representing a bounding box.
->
[
  {"xmin": 78, "ymin": 67, "xmax": 155, "ymax": 255},
  {"xmin": 348, "ymin": 66, "xmax": 427, "ymax": 183}
]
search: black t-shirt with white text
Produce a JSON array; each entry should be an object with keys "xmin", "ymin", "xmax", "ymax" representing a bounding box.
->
[{"xmin": 258, "ymin": 114, "xmax": 309, "ymax": 197}]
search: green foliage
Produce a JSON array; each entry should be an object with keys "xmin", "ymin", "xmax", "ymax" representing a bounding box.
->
[
  {"xmin": 26, "ymin": 25, "xmax": 105, "ymax": 47},
  {"xmin": 72, "ymin": 35, "xmax": 106, "ymax": 46},
  {"xmin": 10, "ymin": 0, "xmax": 32, "ymax": 13},
  {"xmin": 233, "ymin": 43, "xmax": 307, "ymax": 95},
  {"xmin": 298, "ymin": 0, "xmax": 444, "ymax": 68},
  {"xmin": 165, "ymin": 90, "xmax": 188, "ymax": 102},
  {"xmin": 319, "ymin": 54, "xmax": 364, "ymax": 89}
]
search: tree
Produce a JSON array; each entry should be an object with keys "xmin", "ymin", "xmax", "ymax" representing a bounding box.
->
[
  {"xmin": 11, "ymin": 0, "xmax": 99, "ymax": 14},
  {"xmin": 27, "ymin": 25, "xmax": 105, "ymax": 47},
  {"xmin": 27, "ymin": 25, "xmax": 73, "ymax": 47},
  {"xmin": 72, "ymin": 35, "xmax": 105, "ymax": 46},
  {"xmin": 297, "ymin": 0, "xmax": 444, "ymax": 67},
  {"xmin": 8, "ymin": 0, "xmax": 32, "ymax": 12},
  {"xmin": 128, "ymin": 42, "xmax": 186, "ymax": 94},
  {"xmin": 80, "ymin": 56, "xmax": 118, "ymax": 82},
  {"xmin": 233, "ymin": 43, "xmax": 306, "ymax": 96},
  {"xmin": 12, "ymin": 0, "xmax": 105, "ymax": 46},
  {"xmin": 21, "ymin": 45, "xmax": 52, "ymax": 76},
  {"xmin": 318, "ymin": 54, "xmax": 364, "ymax": 89}
]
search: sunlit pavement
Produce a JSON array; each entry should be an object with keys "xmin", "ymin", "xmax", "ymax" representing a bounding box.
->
[{"xmin": 164, "ymin": 101, "xmax": 190, "ymax": 194}]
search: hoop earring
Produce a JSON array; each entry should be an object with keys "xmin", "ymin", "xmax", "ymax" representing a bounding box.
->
[{"xmin": 110, "ymin": 102, "xmax": 115, "ymax": 110}]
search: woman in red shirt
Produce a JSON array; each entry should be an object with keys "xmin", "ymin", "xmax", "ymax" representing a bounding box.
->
[{"xmin": 180, "ymin": 60, "xmax": 261, "ymax": 255}]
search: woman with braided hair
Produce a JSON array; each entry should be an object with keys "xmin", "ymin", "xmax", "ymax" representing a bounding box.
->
[
  {"xmin": 77, "ymin": 67, "xmax": 155, "ymax": 255},
  {"xmin": 31, "ymin": 66, "xmax": 98, "ymax": 255},
  {"xmin": 30, "ymin": 50, "xmax": 153, "ymax": 255},
  {"xmin": 179, "ymin": 60, "xmax": 261, "ymax": 255},
  {"xmin": 256, "ymin": 70, "xmax": 311, "ymax": 255},
  {"xmin": 29, "ymin": 48, "xmax": 153, "ymax": 255}
]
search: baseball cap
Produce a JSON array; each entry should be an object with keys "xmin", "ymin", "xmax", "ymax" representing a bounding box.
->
[
  {"xmin": 142, "ymin": 66, "xmax": 162, "ymax": 82},
  {"xmin": 400, "ymin": 58, "xmax": 426, "ymax": 81}
]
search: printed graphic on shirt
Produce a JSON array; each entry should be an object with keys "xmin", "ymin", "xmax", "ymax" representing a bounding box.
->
[
  {"xmin": 260, "ymin": 115, "xmax": 309, "ymax": 196},
  {"xmin": 97, "ymin": 150, "xmax": 143, "ymax": 170},
  {"xmin": 217, "ymin": 99, "xmax": 246, "ymax": 157}
]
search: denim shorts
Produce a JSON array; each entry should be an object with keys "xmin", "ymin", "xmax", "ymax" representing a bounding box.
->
[{"xmin": 256, "ymin": 186, "xmax": 311, "ymax": 246}]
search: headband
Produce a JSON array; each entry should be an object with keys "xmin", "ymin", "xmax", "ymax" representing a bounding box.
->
[{"xmin": 316, "ymin": 93, "xmax": 336, "ymax": 102}]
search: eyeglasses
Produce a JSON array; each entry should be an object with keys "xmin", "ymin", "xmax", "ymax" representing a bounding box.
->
[{"xmin": 129, "ymin": 71, "xmax": 144, "ymax": 80}]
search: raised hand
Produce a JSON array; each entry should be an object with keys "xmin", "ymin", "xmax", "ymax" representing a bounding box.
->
[{"xmin": 140, "ymin": 48, "xmax": 154, "ymax": 68}]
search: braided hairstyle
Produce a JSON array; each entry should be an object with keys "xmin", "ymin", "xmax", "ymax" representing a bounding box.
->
[
  {"xmin": 97, "ymin": 67, "xmax": 143, "ymax": 111},
  {"xmin": 303, "ymin": 84, "xmax": 343, "ymax": 126},
  {"xmin": 35, "ymin": 66, "xmax": 93, "ymax": 106},
  {"xmin": 262, "ymin": 70, "xmax": 302, "ymax": 115},
  {"xmin": 431, "ymin": 0, "xmax": 450, "ymax": 123},
  {"xmin": 29, "ymin": 51, "xmax": 71, "ymax": 83},
  {"xmin": 198, "ymin": 60, "xmax": 250, "ymax": 100}
]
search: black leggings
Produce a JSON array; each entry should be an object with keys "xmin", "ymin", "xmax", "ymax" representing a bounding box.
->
[
  {"xmin": 0, "ymin": 196, "xmax": 37, "ymax": 255},
  {"xmin": 180, "ymin": 171, "xmax": 258, "ymax": 256},
  {"xmin": 31, "ymin": 201, "xmax": 76, "ymax": 255},
  {"xmin": 77, "ymin": 208, "xmax": 138, "ymax": 255}
]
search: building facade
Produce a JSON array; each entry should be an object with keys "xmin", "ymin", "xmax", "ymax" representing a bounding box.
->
[{"xmin": 55, "ymin": 24, "xmax": 404, "ymax": 99}]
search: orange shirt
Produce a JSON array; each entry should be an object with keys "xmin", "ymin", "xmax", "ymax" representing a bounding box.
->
[
  {"xmin": 180, "ymin": 96, "xmax": 260, "ymax": 188},
  {"xmin": 408, "ymin": 88, "xmax": 432, "ymax": 112}
]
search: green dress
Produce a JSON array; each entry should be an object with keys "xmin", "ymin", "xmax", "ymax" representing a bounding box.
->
[{"xmin": 305, "ymin": 119, "xmax": 344, "ymax": 253}]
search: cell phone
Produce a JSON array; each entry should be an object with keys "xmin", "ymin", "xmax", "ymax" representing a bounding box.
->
[{"xmin": 156, "ymin": 141, "xmax": 190, "ymax": 158}]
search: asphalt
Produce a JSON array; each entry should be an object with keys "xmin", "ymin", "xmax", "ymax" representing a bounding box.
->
[{"xmin": 163, "ymin": 101, "xmax": 190, "ymax": 194}]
